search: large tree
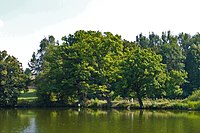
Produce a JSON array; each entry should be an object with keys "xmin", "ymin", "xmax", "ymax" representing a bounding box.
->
[
  {"xmin": 35, "ymin": 44, "xmax": 92, "ymax": 104},
  {"xmin": 75, "ymin": 31, "xmax": 123, "ymax": 106},
  {"xmin": 0, "ymin": 50, "xmax": 28, "ymax": 106},
  {"xmin": 34, "ymin": 30, "xmax": 124, "ymax": 106},
  {"xmin": 179, "ymin": 33, "xmax": 200, "ymax": 96},
  {"xmin": 28, "ymin": 35, "xmax": 56, "ymax": 75},
  {"xmin": 184, "ymin": 44, "xmax": 200, "ymax": 95},
  {"xmin": 158, "ymin": 42, "xmax": 185, "ymax": 71},
  {"xmin": 64, "ymin": 31, "xmax": 124, "ymax": 106},
  {"xmin": 121, "ymin": 48, "xmax": 167, "ymax": 108}
]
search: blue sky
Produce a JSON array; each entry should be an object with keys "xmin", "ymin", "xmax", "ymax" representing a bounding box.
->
[{"xmin": 0, "ymin": 0, "xmax": 199, "ymax": 68}]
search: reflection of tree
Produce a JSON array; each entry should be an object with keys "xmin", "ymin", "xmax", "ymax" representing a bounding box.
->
[
  {"xmin": 0, "ymin": 109, "xmax": 30, "ymax": 133},
  {"xmin": 139, "ymin": 110, "xmax": 144, "ymax": 118},
  {"xmin": 1, "ymin": 109, "xmax": 200, "ymax": 133}
]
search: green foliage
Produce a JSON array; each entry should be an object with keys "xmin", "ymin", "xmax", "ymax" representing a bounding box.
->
[
  {"xmin": 167, "ymin": 102, "xmax": 189, "ymax": 110},
  {"xmin": 187, "ymin": 101, "xmax": 200, "ymax": 110},
  {"xmin": 184, "ymin": 44, "xmax": 200, "ymax": 95},
  {"xmin": 187, "ymin": 90, "xmax": 200, "ymax": 101},
  {"xmin": 0, "ymin": 50, "xmax": 29, "ymax": 106},
  {"xmin": 34, "ymin": 31, "xmax": 124, "ymax": 106},
  {"xmin": 165, "ymin": 70, "xmax": 187, "ymax": 98},
  {"xmin": 120, "ymin": 48, "xmax": 167, "ymax": 108},
  {"xmin": 87, "ymin": 98, "xmax": 107, "ymax": 108},
  {"xmin": 136, "ymin": 31, "xmax": 188, "ymax": 98},
  {"xmin": 28, "ymin": 30, "xmax": 196, "ymax": 108},
  {"xmin": 158, "ymin": 42, "xmax": 185, "ymax": 71},
  {"xmin": 28, "ymin": 35, "xmax": 56, "ymax": 75}
]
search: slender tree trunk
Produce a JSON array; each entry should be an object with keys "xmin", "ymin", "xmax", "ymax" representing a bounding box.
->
[
  {"xmin": 136, "ymin": 92, "xmax": 143, "ymax": 109},
  {"xmin": 137, "ymin": 97, "xmax": 143, "ymax": 109},
  {"xmin": 105, "ymin": 92, "xmax": 112, "ymax": 108},
  {"xmin": 106, "ymin": 97, "xmax": 112, "ymax": 108},
  {"xmin": 106, "ymin": 96, "xmax": 112, "ymax": 108}
]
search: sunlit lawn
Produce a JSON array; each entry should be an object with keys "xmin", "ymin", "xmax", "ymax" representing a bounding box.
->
[{"xmin": 18, "ymin": 88, "xmax": 38, "ymax": 102}]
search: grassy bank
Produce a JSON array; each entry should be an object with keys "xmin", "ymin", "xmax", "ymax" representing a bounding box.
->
[
  {"xmin": 17, "ymin": 89, "xmax": 200, "ymax": 110},
  {"xmin": 84, "ymin": 99, "xmax": 189, "ymax": 110},
  {"xmin": 18, "ymin": 89, "xmax": 38, "ymax": 107}
]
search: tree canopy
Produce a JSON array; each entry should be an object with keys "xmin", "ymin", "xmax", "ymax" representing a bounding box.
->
[
  {"xmin": 27, "ymin": 30, "xmax": 200, "ymax": 107},
  {"xmin": 0, "ymin": 50, "xmax": 28, "ymax": 106},
  {"xmin": 120, "ymin": 48, "xmax": 167, "ymax": 108}
]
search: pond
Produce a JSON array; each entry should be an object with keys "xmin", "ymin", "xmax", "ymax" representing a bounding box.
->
[{"xmin": 0, "ymin": 108, "xmax": 200, "ymax": 133}]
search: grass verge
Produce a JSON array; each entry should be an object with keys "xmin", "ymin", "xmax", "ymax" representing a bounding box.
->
[{"xmin": 16, "ymin": 89, "xmax": 200, "ymax": 110}]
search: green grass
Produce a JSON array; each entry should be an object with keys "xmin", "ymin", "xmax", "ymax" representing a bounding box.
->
[
  {"xmin": 84, "ymin": 98, "xmax": 200, "ymax": 110},
  {"xmin": 16, "ymin": 89, "xmax": 200, "ymax": 110},
  {"xmin": 18, "ymin": 89, "xmax": 38, "ymax": 104}
]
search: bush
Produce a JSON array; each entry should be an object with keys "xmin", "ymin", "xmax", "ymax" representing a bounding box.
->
[
  {"xmin": 87, "ymin": 98, "xmax": 107, "ymax": 108},
  {"xmin": 171, "ymin": 102, "xmax": 189, "ymax": 110},
  {"xmin": 187, "ymin": 101, "xmax": 200, "ymax": 110},
  {"xmin": 187, "ymin": 90, "xmax": 200, "ymax": 101}
]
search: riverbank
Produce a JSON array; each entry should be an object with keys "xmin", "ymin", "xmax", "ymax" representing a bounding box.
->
[
  {"xmin": 16, "ymin": 98, "xmax": 200, "ymax": 111},
  {"xmin": 14, "ymin": 89, "xmax": 200, "ymax": 110}
]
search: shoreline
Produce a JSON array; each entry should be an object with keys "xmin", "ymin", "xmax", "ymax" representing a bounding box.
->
[{"xmin": 1, "ymin": 99, "xmax": 199, "ymax": 111}]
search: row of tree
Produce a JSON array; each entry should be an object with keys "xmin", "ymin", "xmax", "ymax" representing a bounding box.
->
[
  {"xmin": 0, "ymin": 30, "xmax": 199, "ymax": 107},
  {"xmin": 28, "ymin": 30, "xmax": 200, "ymax": 108}
]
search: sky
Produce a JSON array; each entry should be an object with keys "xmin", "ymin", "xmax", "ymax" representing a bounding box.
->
[{"xmin": 0, "ymin": 0, "xmax": 199, "ymax": 69}]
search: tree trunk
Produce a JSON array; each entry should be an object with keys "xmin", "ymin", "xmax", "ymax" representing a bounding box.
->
[
  {"xmin": 138, "ymin": 97, "xmax": 143, "ymax": 109},
  {"xmin": 106, "ymin": 97, "xmax": 112, "ymax": 108},
  {"xmin": 105, "ymin": 93, "xmax": 112, "ymax": 108},
  {"xmin": 136, "ymin": 93, "xmax": 143, "ymax": 109},
  {"xmin": 77, "ymin": 83, "xmax": 83, "ymax": 101}
]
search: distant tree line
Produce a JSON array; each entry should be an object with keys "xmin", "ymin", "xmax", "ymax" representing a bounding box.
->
[
  {"xmin": 1, "ymin": 30, "xmax": 199, "ymax": 108},
  {"xmin": 27, "ymin": 30, "xmax": 200, "ymax": 108}
]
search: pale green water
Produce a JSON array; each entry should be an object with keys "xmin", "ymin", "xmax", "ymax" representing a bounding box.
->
[{"xmin": 0, "ymin": 109, "xmax": 200, "ymax": 133}]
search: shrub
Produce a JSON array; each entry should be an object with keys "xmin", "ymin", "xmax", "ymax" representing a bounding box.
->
[
  {"xmin": 187, "ymin": 101, "xmax": 200, "ymax": 110},
  {"xmin": 187, "ymin": 90, "xmax": 200, "ymax": 101}
]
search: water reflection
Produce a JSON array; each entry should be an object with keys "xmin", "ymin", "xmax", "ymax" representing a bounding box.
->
[
  {"xmin": 0, "ymin": 109, "xmax": 200, "ymax": 133},
  {"xmin": 0, "ymin": 109, "xmax": 31, "ymax": 133},
  {"xmin": 22, "ymin": 118, "xmax": 36, "ymax": 133}
]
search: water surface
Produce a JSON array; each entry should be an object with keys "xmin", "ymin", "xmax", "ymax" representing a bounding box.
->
[{"xmin": 0, "ymin": 108, "xmax": 200, "ymax": 133}]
